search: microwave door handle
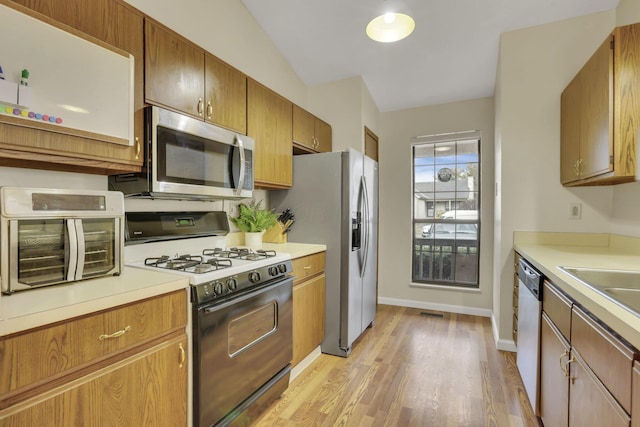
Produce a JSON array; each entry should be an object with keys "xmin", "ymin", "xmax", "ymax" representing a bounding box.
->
[
  {"xmin": 74, "ymin": 220, "xmax": 86, "ymax": 279},
  {"xmin": 234, "ymin": 136, "xmax": 246, "ymax": 197},
  {"xmin": 66, "ymin": 219, "xmax": 78, "ymax": 281}
]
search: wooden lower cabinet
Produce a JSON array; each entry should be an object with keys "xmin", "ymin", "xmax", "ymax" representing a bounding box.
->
[
  {"xmin": 0, "ymin": 335, "xmax": 187, "ymax": 427},
  {"xmin": 540, "ymin": 313, "xmax": 570, "ymax": 427},
  {"xmin": 537, "ymin": 277, "xmax": 636, "ymax": 427},
  {"xmin": 633, "ymin": 361, "xmax": 640, "ymax": 427},
  {"xmin": 291, "ymin": 252, "xmax": 326, "ymax": 367},
  {"xmin": 292, "ymin": 274, "xmax": 325, "ymax": 366},
  {"xmin": 0, "ymin": 290, "xmax": 188, "ymax": 425}
]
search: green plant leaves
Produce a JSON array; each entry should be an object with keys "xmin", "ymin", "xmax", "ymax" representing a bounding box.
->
[{"xmin": 229, "ymin": 199, "xmax": 278, "ymax": 232}]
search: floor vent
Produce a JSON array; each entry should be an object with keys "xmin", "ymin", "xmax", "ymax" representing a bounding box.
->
[{"xmin": 419, "ymin": 310, "xmax": 444, "ymax": 318}]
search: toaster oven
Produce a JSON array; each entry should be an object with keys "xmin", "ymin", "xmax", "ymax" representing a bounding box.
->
[{"xmin": 0, "ymin": 187, "xmax": 124, "ymax": 294}]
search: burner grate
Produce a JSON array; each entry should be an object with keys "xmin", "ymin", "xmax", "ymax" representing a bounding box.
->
[{"xmin": 202, "ymin": 248, "xmax": 277, "ymax": 261}]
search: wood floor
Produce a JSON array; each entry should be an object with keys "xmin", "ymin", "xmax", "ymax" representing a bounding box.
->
[{"xmin": 253, "ymin": 304, "xmax": 540, "ymax": 427}]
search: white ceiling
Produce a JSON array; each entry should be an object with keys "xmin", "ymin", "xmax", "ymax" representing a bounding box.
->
[{"xmin": 241, "ymin": 0, "xmax": 620, "ymax": 112}]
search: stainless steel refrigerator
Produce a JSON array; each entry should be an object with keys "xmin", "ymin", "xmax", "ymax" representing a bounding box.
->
[{"xmin": 271, "ymin": 149, "xmax": 378, "ymax": 357}]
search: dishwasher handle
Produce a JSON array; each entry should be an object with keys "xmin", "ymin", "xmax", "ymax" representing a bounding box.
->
[{"xmin": 518, "ymin": 259, "xmax": 543, "ymax": 301}]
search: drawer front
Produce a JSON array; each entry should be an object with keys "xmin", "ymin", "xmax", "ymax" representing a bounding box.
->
[
  {"xmin": 571, "ymin": 305, "xmax": 635, "ymax": 413},
  {"xmin": 292, "ymin": 252, "xmax": 325, "ymax": 285},
  {"xmin": 0, "ymin": 290, "xmax": 187, "ymax": 401},
  {"xmin": 543, "ymin": 281, "xmax": 572, "ymax": 340}
]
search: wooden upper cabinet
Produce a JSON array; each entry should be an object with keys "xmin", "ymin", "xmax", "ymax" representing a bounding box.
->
[
  {"xmin": 145, "ymin": 18, "xmax": 247, "ymax": 134},
  {"xmin": 561, "ymin": 23, "xmax": 640, "ymax": 186},
  {"xmin": 144, "ymin": 18, "xmax": 205, "ymax": 118},
  {"xmin": 248, "ymin": 78, "xmax": 293, "ymax": 189},
  {"xmin": 292, "ymin": 104, "xmax": 332, "ymax": 153},
  {"xmin": 1, "ymin": 0, "xmax": 144, "ymax": 174},
  {"xmin": 205, "ymin": 53, "xmax": 247, "ymax": 134}
]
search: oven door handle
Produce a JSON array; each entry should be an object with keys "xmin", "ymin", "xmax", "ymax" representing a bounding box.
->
[{"xmin": 201, "ymin": 278, "xmax": 290, "ymax": 314}]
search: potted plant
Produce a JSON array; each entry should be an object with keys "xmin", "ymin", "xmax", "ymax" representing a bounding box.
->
[{"xmin": 229, "ymin": 199, "xmax": 279, "ymax": 248}]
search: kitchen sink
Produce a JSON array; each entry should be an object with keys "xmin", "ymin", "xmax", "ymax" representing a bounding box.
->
[{"xmin": 558, "ymin": 266, "xmax": 640, "ymax": 316}]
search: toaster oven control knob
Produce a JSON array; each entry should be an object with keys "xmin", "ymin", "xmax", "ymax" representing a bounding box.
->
[
  {"xmin": 278, "ymin": 264, "xmax": 287, "ymax": 274},
  {"xmin": 227, "ymin": 278, "xmax": 238, "ymax": 291},
  {"xmin": 249, "ymin": 271, "xmax": 261, "ymax": 283},
  {"xmin": 213, "ymin": 281, "xmax": 224, "ymax": 295}
]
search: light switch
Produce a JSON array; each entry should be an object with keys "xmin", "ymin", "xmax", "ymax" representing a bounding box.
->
[{"xmin": 569, "ymin": 202, "xmax": 582, "ymax": 220}]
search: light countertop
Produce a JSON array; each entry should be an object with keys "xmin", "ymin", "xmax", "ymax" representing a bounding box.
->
[
  {"xmin": 262, "ymin": 242, "xmax": 326, "ymax": 259},
  {"xmin": 0, "ymin": 267, "xmax": 189, "ymax": 336},
  {"xmin": 513, "ymin": 231, "xmax": 640, "ymax": 349}
]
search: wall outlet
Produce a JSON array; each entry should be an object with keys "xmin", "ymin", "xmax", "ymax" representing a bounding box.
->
[{"xmin": 569, "ymin": 202, "xmax": 582, "ymax": 219}]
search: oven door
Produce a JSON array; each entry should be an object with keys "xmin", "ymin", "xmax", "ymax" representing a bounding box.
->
[
  {"xmin": 4, "ymin": 217, "xmax": 122, "ymax": 293},
  {"xmin": 194, "ymin": 277, "xmax": 293, "ymax": 427},
  {"xmin": 152, "ymin": 106, "xmax": 254, "ymax": 199}
]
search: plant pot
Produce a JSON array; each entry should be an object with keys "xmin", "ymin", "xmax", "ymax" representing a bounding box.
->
[{"xmin": 244, "ymin": 231, "xmax": 264, "ymax": 249}]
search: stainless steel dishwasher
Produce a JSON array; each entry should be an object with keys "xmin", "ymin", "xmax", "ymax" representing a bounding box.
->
[{"xmin": 516, "ymin": 258, "xmax": 544, "ymax": 415}]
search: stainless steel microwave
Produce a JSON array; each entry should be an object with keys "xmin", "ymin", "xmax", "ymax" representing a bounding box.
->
[
  {"xmin": 109, "ymin": 106, "xmax": 254, "ymax": 200},
  {"xmin": 0, "ymin": 187, "xmax": 124, "ymax": 294}
]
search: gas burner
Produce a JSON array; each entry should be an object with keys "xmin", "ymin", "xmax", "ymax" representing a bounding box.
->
[
  {"xmin": 144, "ymin": 254, "xmax": 204, "ymax": 271},
  {"xmin": 203, "ymin": 248, "xmax": 245, "ymax": 259},
  {"xmin": 202, "ymin": 248, "xmax": 277, "ymax": 261}
]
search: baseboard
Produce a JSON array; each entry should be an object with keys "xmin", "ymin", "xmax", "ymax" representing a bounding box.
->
[
  {"xmin": 378, "ymin": 297, "xmax": 492, "ymax": 317},
  {"xmin": 491, "ymin": 312, "xmax": 517, "ymax": 352},
  {"xmin": 290, "ymin": 346, "xmax": 322, "ymax": 382}
]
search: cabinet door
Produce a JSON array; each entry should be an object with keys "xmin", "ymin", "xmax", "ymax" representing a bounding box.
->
[
  {"xmin": 293, "ymin": 104, "xmax": 316, "ymax": 150},
  {"xmin": 4, "ymin": 0, "xmax": 144, "ymax": 172},
  {"xmin": 315, "ymin": 118, "xmax": 332, "ymax": 153},
  {"xmin": 292, "ymin": 274, "xmax": 325, "ymax": 366},
  {"xmin": 205, "ymin": 53, "xmax": 247, "ymax": 134},
  {"xmin": 569, "ymin": 349, "xmax": 630, "ymax": 427},
  {"xmin": 145, "ymin": 18, "xmax": 204, "ymax": 118},
  {"xmin": 248, "ymin": 79, "xmax": 293, "ymax": 188},
  {"xmin": 0, "ymin": 336, "xmax": 188, "ymax": 427},
  {"xmin": 579, "ymin": 34, "xmax": 613, "ymax": 180},
  {"xmin": 540, "ymin": 313, "xmax": 570, "ymax": 427},
  {"xmin": 560, "ymin": 75, "xmax": 582, "ymax": 184}
]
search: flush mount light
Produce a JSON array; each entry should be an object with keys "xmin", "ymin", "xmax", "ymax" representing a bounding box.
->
[{"xmin": 366, "ymin": 12, "xmax": 415, "ymax": 43}]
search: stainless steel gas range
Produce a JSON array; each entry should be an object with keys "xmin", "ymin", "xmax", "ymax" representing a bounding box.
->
[{"xmin": 124, "ymin": 211, "xmax": 293, "ymax": 427}]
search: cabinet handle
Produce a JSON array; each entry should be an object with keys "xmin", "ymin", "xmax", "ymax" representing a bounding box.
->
[
  {"xmin": 99, "ymin": 325, "xmax": 131, "ymax": 340},
  {"xmin": 197, "ymin": 98, "xmax": 204, "ymax": 116},
  {"xmin": 207, "ymin": 101, "xmax": 213, "ymax": 119},
  {"xmin": 178, "ymin": 343, "xmax": 186, "ymax": 368},
  {"xmin": 134, "ymin": 137, "xmax": 141, "ymax": 160},
  {"xmin": 303, "ymin": 265, "xmax": 312, "ymax": 270}
]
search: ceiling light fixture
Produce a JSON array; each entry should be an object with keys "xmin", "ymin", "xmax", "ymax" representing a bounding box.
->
[{"xmin": 366, "ymin": 5, "xmax": 415, "ymax": 43}]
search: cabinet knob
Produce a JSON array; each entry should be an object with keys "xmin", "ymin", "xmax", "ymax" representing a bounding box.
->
[{"xmin": 207, "ymin": 101, "xmax": 213, "ymax": 119}]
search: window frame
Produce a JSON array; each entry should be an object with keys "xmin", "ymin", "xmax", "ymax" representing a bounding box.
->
[{"xmin": 410, "ymin": 131, "xmax": 481, "ymax": 288}]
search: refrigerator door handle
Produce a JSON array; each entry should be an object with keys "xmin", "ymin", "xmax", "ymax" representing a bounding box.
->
[{"xmin": 360, "ymin": 176, "xmax": 370, "ymax": 278}]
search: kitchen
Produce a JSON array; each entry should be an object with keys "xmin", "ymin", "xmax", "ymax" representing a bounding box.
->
[{"xmin": 1, "ymin": 0, "xmax": 640, "ymax": 425}]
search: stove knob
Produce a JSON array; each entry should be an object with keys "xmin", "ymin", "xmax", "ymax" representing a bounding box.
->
[
  {"xmin": 203, "ymin": 284, "xmax": 210, "ymax": 295},
  {"xmin": 278, "ymin": 264, "xmax": 287, "ymax": 274},
  {"xmin": 268, "ymin": 266, "xmax": 278, "ymax": 276},
  {"xmin": 249, "ymin": 271, "xmax": 261, "ymax": 283},
  {"xmin": 227, "ymin": 277, "xmax": 238, "ymax": 291},
  {"xmin": 213, "ymin": 281, "xmax": 224, "ymax": 295}
]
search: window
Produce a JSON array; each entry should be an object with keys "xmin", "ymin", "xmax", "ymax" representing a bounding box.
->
[{"xmin": 412, "ymin": 131, "xmax": 480, "ymax": 288}]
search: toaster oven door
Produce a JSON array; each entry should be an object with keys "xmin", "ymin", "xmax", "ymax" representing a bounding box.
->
[{"xmin": 5, "ymin": 217, "xmax": 121, "ymax": 293}]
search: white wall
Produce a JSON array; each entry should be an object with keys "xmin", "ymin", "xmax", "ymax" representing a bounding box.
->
[
  {"xmin": 377, "ymin": 97, "xmax": 495, "ymax": 315},
  {"xmin": 493, "ymin": 10, "xmax": 619, "ymax": 347}
]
